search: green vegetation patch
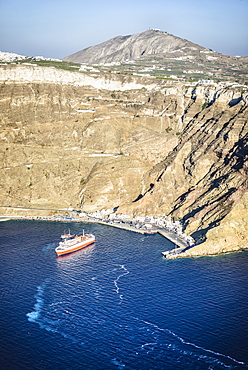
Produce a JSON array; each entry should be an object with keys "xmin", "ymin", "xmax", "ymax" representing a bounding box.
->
[{"xmin": 17, "ymin": 59, "xmax": 81, "ymax": 71}]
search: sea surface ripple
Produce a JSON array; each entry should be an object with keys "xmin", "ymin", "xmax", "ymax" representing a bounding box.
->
[{"xmin": 0, "ymin": 220, "xmax": 248, "ymax": 369}]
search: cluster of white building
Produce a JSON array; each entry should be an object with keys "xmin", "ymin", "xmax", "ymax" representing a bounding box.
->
[
  {"xmin": 78, "ymin": 208, "xmax": 194, "ymax": 239},
  {"xmin": 0, "ymin": 51, "xmax": 62, "ymax": 63},
  {"xmin": 31, "ymin": 56, "xmax": 62, "ymax": 62},
  {"xmin": 78, "ymin": 209, "xmax": 195, "ymax": 244},
  {"xmin": 79, "ymin": 64, "xmax": 100, "ymax": 72},
  {"xmin": 0, "ymin": 51, "xmax": 27, "ymax": 62},
  {"xmin": 12, "ymin": 207, "xmax": 194, "ymax": 246}
]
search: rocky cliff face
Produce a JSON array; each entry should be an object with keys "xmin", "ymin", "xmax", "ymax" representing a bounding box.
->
[
  {"xmin": 120, "ymin": 85, "xmax": 248, "ymax": 254},
  {"xmin": 0, "ymin": 64, "xmax": 247, "ymax": 257},
  {"xmin": 0, "ymin": 64, "xmax": 157, "ymax": 90}
]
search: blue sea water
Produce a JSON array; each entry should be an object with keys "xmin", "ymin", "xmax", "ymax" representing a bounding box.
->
[{"xmin": 0, "ymin": 220, "xmax": 248, "ymax": 370}]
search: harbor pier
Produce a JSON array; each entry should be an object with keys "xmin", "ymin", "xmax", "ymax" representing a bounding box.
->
[{"xmin": 157, "ymin": 229, "xmax": 192, "ymax": 258}]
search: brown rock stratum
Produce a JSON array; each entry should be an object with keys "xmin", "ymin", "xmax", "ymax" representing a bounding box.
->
[{"xmin": 0, "ymin": 64, "xmax": 247, "ymax": 257}]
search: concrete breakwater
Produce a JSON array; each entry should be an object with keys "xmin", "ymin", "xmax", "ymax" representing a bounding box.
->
[
  {"xmin": 157, "ymin": 229, "xmax": 188, "ymax": 248},
  {"xmin": 97, "ymin": 221, "xmax": 193, "ymax": 258},
  {"xmin": 99, "ymin": 221, "xmax": 193, "ymax": 257},
  {"xmin": 98, "ymin": 220, "xmax": 146, "ymax": 234}
]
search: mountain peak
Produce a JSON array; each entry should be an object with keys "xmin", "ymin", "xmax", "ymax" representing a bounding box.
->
[{"xmin": 63, "ymin": 29, "xmax": 206, "ymax": 65}]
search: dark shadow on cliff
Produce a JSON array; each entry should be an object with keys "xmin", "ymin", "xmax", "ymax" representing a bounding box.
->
[
  {"xmin": 224, "ymin": 136, "xmax": 248, "ymax": 169},
  {"xmin": 177, "ymin": 186, "xmax": 237, "ymax": 245},
  {"xmin": 132, "ymin": 183, "xmax": 154, "ymax": 202},
  {"xmin": 190, "ymin": 217, "xmax": 227, "ymax": 245}
]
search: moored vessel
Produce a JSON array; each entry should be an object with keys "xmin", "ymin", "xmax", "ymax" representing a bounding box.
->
[{"xmin": 55, "ymin": 230, "xmax": 95, "ymax": 256}]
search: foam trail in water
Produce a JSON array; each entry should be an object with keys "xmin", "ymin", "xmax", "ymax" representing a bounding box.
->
[
  {"xmin": 42, "ymin": 242, "xmax": 56, "ymax": 254},
  {"xmin": 141, "ymin": 342, "xmax": 157, "ymax": 354},
  {"xmin": 27, "ymin": 279, "xmax": 49, "ymax": 322},
  {"xmin": 114, "ymin": 265, "xmax": 129, "ymax": 303},
  {"xmin": 138, "ymin": 318, "xmax": 246, "ymax": 367},
  {"xmin": 27, "ymin": 279, "xmax": 78, "ymax": 343},
  {"xmin": 111, "ymin": 358, "xmax": 126, "ymax": 369}
]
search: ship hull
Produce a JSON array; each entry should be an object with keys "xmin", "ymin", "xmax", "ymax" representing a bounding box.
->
[{"xmin": 55, "ymin": 235, "xmax": 95, "ymax": 256}]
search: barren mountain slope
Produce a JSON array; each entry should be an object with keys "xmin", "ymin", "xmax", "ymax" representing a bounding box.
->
[
  {"xmin": 0, "ymin": 63, "xmax": 247, "ymax": 256},
  {"xmin": 63, "ymin": 29, "xmax": 207, "ymax": 64},
  {"xmin": 119, "ymin": 87, "xmax": 248, "ymax": 255}
]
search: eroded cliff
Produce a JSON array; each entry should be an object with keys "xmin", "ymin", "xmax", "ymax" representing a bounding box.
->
[{"xmin": 0, "ymin": 64, "xmax": 247, "ymax": 256}]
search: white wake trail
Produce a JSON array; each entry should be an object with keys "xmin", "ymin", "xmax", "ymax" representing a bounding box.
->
[
  {"xmin": 26, "ymin": 279, "xmax": 50, "ymax": 322},
  {"xmin": 114, "ymin": 265, "xmax": 130, "ymax": 303},
  {"xmin": 139, "ymin": 318, "xmax": 246, "ymax": 367},
  {"xmin": 26, "ymin": 279, "xmax": 78, "ymax": 343}
]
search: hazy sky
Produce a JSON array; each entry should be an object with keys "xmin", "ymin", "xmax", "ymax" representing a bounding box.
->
[{"xmin": 0, "ymin": 0, "xmax": 247, "ymax": 59}]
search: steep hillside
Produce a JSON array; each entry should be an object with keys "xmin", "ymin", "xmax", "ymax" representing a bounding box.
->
[
  {"xmin": 119, "ymin": 85, "xmax": 248, "ymax": 254},
  {"xmin": 0, "ymin": 63, "xmax": 247, "ymax": 257},
  {"xmin": 63, "ymin": 29, "xmax": 204, "ymax": 64}
]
